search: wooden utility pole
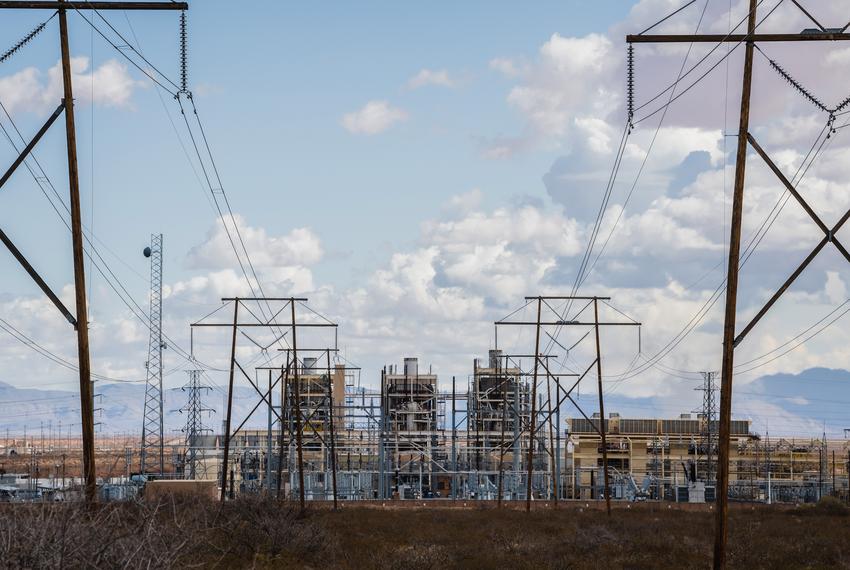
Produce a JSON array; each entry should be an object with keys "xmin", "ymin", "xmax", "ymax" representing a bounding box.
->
[
  {"xmin": 326, "ymin": 349, "xmax": 338, "ymax": 510},
  {"xmin": 219, "ymin": 300, "xmax": 239, "ymax": 502},
  {"xmin": 545, "ymin": 364, "xmax": 558, "ymax": 504},
  {"xmin": 715, "ymin": 0, "xmax": 758, "ymax": 561},
  {"xmin": 291, "ymin": 300, "xmax": 305, "ymax": 511},
  {"xmin": 275, "ymin": 358, "xmax": 290, "ymax": 498},
  {"xmin": 627, "ymin": 2, "xmax": 850, "ymax": 566},
  {"xmin": 525, "ymin": 297, "xmax": 542, "ymax": 511},
  {"xmin": 0, "ymin": 0, "xmax": 187, "ymax": 504},
  {"xmin": 593, "ymin": 298, "xmax": 611, "ymax": 517}
]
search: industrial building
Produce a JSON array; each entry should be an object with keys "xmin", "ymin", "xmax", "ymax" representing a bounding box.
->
[
  {"xmin": 160, "ymin": 352, "xmax": 849, "ymax": 505},
  {"xmin": 3, "ymin": 349, "xmax": 846, "ymax": 506}
]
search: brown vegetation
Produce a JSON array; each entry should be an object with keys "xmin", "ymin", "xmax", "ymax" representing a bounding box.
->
[{"xmin": 0, "ymin": 497, "xmax": 847, "ymax": 569}]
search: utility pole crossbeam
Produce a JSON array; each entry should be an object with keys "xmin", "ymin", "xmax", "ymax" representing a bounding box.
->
[
  {"xmin": 0, "ymin": 1, "xmax": 187, "ymax": 9},
  {"xmin": 0, "ymin": 0, "xmax": 190, "ymax": 504},
  {"xmin": 627, "ymin": 3, "xmax": 850, "ymax": 567},
  {"xmin": 525, "ymin": 298, "xmax": 542, "ymax": 512},
  {"xmin": 626, "ymin": 33, "xmax": 850, "ymax": 43}
]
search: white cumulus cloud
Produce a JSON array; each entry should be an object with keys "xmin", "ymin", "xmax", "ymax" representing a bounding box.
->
[
  {"xmin": 0, "ymin": 57, "xmax": 144, "ymax": 114},
  {"xmin": 341, "ymin": 100, "xmax": 408, "ymax": 135},
  {"xmin": 407, "ymin": 68, "xmax": 455, "ymax": 89}
]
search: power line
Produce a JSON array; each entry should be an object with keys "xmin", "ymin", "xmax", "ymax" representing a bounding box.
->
[
  {"xmin": 612, "ymin": 108, "xmax": 843, "ymax": 382},
  {"xmin": 581, "ymin": 0, "xmax": 712, "ymax": 288},
  {"xmin": 71, "ymin": 6, "xmax": 178, "ymax": 96}
]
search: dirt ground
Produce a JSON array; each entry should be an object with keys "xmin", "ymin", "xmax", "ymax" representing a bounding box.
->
[{"xmin": 1, "ymin": 497, "xmax": 848, "ymax": 569}]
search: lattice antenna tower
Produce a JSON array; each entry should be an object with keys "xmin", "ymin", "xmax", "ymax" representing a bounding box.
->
[
  {"xmin": 140, "ymin": 234, "xmax": 165, "ymax": 475},
  {"xmin": 696, "ymin": 371, "xmax": 718, "ymax": 483},
  {"xmin": 181, "ymin": 369, "xmax": 214, "ymax": 480}
]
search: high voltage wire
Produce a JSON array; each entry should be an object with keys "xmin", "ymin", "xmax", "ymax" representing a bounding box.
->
[
  {"xmin": 71, "ymin": 6, "xmax": 178, "ymax": 97},
  {"xmin": 0, "ymin": 100, "xmax": 212, "ymax": 374},
  {"xmin": 590, "ymin": 0, "xmax": 850, "ymax": 384},
  {"xmin": 579, "ymin": 0, "xmax": 712, "ymax": 291},
  {"xmin": 82, "ymin": 5, "xmax": 287, "ymax": 351},
  {"xmin": 608, "ymin": 117, "xmax": 834, "ymax": 380},
  {"xmin": 84, "ymin": 9, "xmax": 295, "ymax": 364},
  {"xmin": 632, "ymin": 0, "xmax": 780, "ymax": 124},
  {"xmin": 544, "ymin": 0, "xmax": 714, "ymax": 372},
  {"xmin": 629, "ymin": 117, "xmax": 832, "ymax": 380},
  {"xmin": 0, "ymin": 316, "xmax": 146, "ymax": 383},
  {"xmin": 612, "ymin": 117, "xmax": 843, "ymax": 383},
  {"xmin": 563, "ymin": 0, "xmax": 715, "ymax": 320},
  {"xmin": 0, "ymin": 16, "xmax": 219, "ymax": 377}
]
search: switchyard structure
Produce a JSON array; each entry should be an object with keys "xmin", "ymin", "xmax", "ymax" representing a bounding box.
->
[
  {"xmin": 180, "ymin": 369, "xmax": 213, "ymax": 480},
  {"xmin": 695, "ymin": 371, "xmax": 719, "ymax": 484},
  {"xmin": 176, "ymin": 294, "xmax": 845, "ymax": 507},
  {"xmin": 174, "ymin": 370, "xmax": 849, "ymax": 505}
]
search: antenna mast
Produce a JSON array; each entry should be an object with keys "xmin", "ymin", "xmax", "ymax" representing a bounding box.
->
[{"xmin": 140, "ymin": 234, "xmax": 165, "ymax": 475}]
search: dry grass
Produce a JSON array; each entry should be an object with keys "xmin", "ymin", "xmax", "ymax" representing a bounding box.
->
[
  {"xmin": 0, "ymin": 497, "xmax": 847, "ymax": 569},
  {"xmin": 0, "ymin": 495, "xmax": 333, "ymax": 569}
]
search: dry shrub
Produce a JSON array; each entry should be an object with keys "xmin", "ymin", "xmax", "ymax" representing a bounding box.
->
[
  {"xmin": 812, "ymin": 496, "xmax": 849, "ymax": 516},
  {"xmin": 0, "ymin": 495, "xmax": 329, "ymax": 569},
  {"xmin": 3, "ymin": 499, "xmax": 849, "ymax": 568},
  {"xmin": 375, "ymin": 544, "xmax": 452, "ymax": 570}
]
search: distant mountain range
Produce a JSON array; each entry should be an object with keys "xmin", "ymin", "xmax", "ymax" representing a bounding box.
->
[
  {"xmin": 0, "ymin": 379, "xmax": 262, "ymax": 436},
  {"xmin": 596, "ymin": 367, "xmax": 850, "ymax": 438},
  {"xmin": 1, "ymin": 367, "xmax": 847, "ymax": 437}
]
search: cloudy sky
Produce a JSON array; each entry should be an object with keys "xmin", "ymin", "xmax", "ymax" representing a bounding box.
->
[{"xmin": 1, "ymin": 0, "xmax": 849, "ymax": 436}]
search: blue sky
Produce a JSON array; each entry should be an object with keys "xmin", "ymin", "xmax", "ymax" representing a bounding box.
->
[
  {"xmin": 2, "ymin": 1, "xmax": 630, "ymax": 294},
  {"xmin": 2, "ymin": 1, "xmax": 850, "ymax": 436}
]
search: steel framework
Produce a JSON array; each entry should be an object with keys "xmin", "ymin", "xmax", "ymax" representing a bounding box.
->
[
  {"xmin": 696, "ymin": 371, "xmax": 718, "ymax": 483},
  {"xmin": 181, "ymin": 369, "xmax": 213, "ymax": 480},
  {"xmin": 140, "ymin": 234, "xmax": 164, "ymax": 475}
]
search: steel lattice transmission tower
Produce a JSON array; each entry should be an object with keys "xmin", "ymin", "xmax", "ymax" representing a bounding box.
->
[
  {"xmin": 696, "ymin": 371, "xmax": 718, "ymax": 483},
  {"xmin": 140, "ymin": 234, "xmax": 165, "ymax": 475},
  {"xmin": 181, "ymin": 369, "xmax": 213, "ymax": 480}
]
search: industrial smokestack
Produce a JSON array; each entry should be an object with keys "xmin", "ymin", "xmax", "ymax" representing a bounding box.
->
[
  {"xmin": 489, "ymin": 349, "xmax": 502, "ymax": 369},
  {"xmin": 404, "ymin": 357, "xmax": 418, "ymax": 377}
]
